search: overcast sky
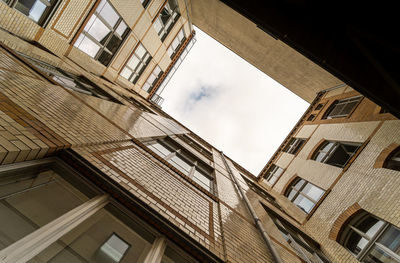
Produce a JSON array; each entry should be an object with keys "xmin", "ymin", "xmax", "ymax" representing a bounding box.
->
[{"xmin": 161, "ymin": 27, "xmax": 309, "ymax": 176}]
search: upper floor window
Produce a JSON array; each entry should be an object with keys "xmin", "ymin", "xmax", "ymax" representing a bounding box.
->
[
  {"xmin": 140, "ymin": 0, "xmax": 150, "ymax": 8},
  {"xmin": 264, "ymin": 164, "xmax": 284, "ymax": 185},
  {"xmin": 323, "ymin": 96, "xmax": 362, "ymax": 119},
  {"xmin": 285, "ymin": 178, "xmax": 325, "ymax": 214},
  {"xmin": 312, "ymin": 141, "xmax": 361, "ymax": 168},
  {"xmin": 146, "ymin": 138, "xmax": 214, "ymax": 192},
  {"xmin": 167, "ymin": 28, "xmax": 186, "ymax": 58},
  {"xmin": 153, "ymin": 0, "xmax": 180, "ymax": 41},
  {"xmin": 74, "ymin": 0, "xmax": 130, "ymax": 66},
  {"xmin": 3, "ymin": 0, "xmax": 59, "ymax": 26},
  {"xmin": 142, "ymin": 65, "xmax": 163, "ymax": 93},
  {"xmin": 339, "ymin": 211, "xmax": 400, "ymax": 262},
  {"xmin": 384, "ymin": 147, "xmax": 400, "ymax": 171},
  {"xmin": 121, "ymin": 43, "xmax": 152, "ymax": 84},
  {"xmin": 283, "ymin": 138, "xmax": 306, "ymax": 155}
]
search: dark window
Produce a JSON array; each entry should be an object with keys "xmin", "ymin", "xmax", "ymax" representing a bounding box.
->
[
  {"xmin": 315, "ymin": 103, "xmax": 324, "ymax": 110},
  {"xmin": 307, "ymin": 114, "xmax": 316, "ymax": 121},
  {"xmin": 384, "ymin": 147, "xmax": 400, "ymax": 171},
  {"xmin": 177, "ymin": 134, "xmax": 213, "ymax": 161},
  {"xmin": 323, "ymin": 96, "xmax": 362, "ymax": 119},
  {"xmin": 264, "ymin": 164, "xmax": 284, "ymax": 185},
  {"xmin": 140, "ymin": 0, "xmax": 150, "ymax": 8},
  {"xmin": 146, "ymin": 138, "xmax": 214, "ymax": 192},
  {"xmin": 142, "ymin": 65, "xmax": 163, "ymax": 93},
  {"xmin": 380, "ymin": 107, "xmax": 389, "ymax": 114},
  {"xmin": 153, "ymin": 0, "xmax": 180, "ymax": 41},
  {"xmin": 283, "ymin": 138, "xmax": 306, "ymax": 155},
  {"xmin": 167, "ymin": 28, "xmax": 186, "ymax": 58},
  {"xmin": 285, "ymin": 178, "xmax": 325, "ymax": 214},
  {"xmin": 4, "ymin": 0, "xmax": 59, "ymax": 26},
  {"xmin": 339, "ymin": 212, "xmax": 400, "ymax": 262},
  {"xmin": 120, "ymin": 43, "xmax": 152, "ymax": 84},
  {"xmin": 312, "ymin": 141, "xmax": 361, "ymax": 168},
  {"xmin": 74, "ymin": 0, "xmax": 130, "ymax": 66}
]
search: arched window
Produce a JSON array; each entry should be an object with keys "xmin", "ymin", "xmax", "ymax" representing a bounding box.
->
[
  {"xmin": 384, "ymin": 147, "xmax": 400, "ymax": 171},
  {"xmin": 312, "ymin": 141, "xmax": 361, "ymax": 168},
  {"xmin": 339, "ymin": 211, "xmax": 400, "ymax": 262},
  {"xmin": 285, "ymin": 178, "xmax": 325, "ymax": 214},
  {"xmin": 322, "ymin": 96, "xmax": 362, "ymax": 119}
]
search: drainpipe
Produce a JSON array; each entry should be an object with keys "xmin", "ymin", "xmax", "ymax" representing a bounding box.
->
[{"xmin": 220, "ymin": 152, "xmax": 283, "ymax": 263}]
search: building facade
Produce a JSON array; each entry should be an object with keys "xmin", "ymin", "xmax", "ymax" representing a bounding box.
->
[{"xmin": 0, "ymin": 1, "xmax": 400, "ymax": 263}]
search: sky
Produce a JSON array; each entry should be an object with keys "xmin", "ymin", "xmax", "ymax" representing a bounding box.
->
[{"xmin": 161, "ymin": 27, "xmax": 309, "ymax": 176}]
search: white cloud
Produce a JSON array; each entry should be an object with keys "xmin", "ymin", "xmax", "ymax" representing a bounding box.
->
[{"xmin": 161, "ymin": 27, "xmax": 309, "ymax": 175}]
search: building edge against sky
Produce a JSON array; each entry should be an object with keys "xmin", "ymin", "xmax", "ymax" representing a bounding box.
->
[{"xmin": 0, "ymin": 1, "xmax": 399, "ymax": 263}]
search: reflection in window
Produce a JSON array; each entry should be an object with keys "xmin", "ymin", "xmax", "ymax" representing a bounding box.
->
[
  {"xmin": 121, "ymin": 44, "xmax": 152, "ymax": 84},
  {"xmin": 323, "ymin": 96, "xmax": 362, "ymax": 119},
  {"xmin": 339, "ymin": 211, "xmax": 400, "ymax": 262},
  {"xmin": 312, "ymin": 141, "xmax": 361, "ymax": 168},
  {"xmin": 264, "ymin": 164, "xmax": 284, "ymax": 185},
  {"xmin": 153, "ymin": 0, "xmax": 180, "ymax": 41},
  {"xmin": 4, "ymin": 0, "xmax": 59, "ymax": 26},
  {"xmin": 167, "ymin": 28, "xmax": 186, "ymax": 58},
  {"xmin": 146, "ymin": 138, "xmax": 214, "ymax": 192},
  {"xmin": 384, "ymin": 147, "xmax": 400, "ymax": 171},
  {"xmin": 74, "ymin": 0, "xmax": 130, "ymax": 66},
  {"xmin": 142, "ymin": 65, "xmax": 163, "ymax": 93},
  {"xmin": 283, "ymin": 138, "xmax": 306, "ymax": 155},
  {"xmin": 99, "ymin": 234, "xmax": 130, "ymax": 262},
  {"xmin": 285, "ymin": 178, "xmax": 325, "ymax": 214}
]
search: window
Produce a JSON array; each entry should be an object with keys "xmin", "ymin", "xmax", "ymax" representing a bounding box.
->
[
  {"xmin": 140, "ymin": 0, "xmax": 150, "ymax": 8},
  {"xmin": 142, "ymin": 65, "xmax": 163, "ymax": 93},
  {"xmin": 3, "ymin": 0, "xmax": 59, "ymax": 26},
  {"xmin": 167, "ymin": 28, "xmax": 186, "ymax": 58},
  {"xmin": 146, "ymin": 138, "xmax": 214, "ymax": 192},
  {"xmin": 315, "ymin": 103, "xmax": 324, "ymax": 110},
  {"xmin": 121, "ymin": 43, "xmax": 152, "ymax": 84},
  {"xmin": 243, "ymin": 176, "xmax": 281, "ymax": 209},
  {"xmin": 312, "ymin": 141, "xmax": 361, "ymax": 168},
  {"xmin": 283, "ymin": 138, "xmax": 306, "ymax": 155},
  {"xmin": 264, "ymin": 164, "xmax": 284, "ymax": 185},
  {"xmin": 384, "ymin": 147, "xmax": 400, "ymax": 171},
  {"xmin": 264, "ymin": 205, "xmax": 331, "ymax": 263},
  {"xmin": 17, "ymin": 52, "xmax": 121, "ymax": 103},
  {"xmin": 99, "ymin": 234, "xmax": 130, "ymax": 262},
  {"xmin": 74, "ymin": 0, "xmax": 130, "ymax": 66},
  {"xmin": 323, "ymin": 96, "xmax": 362, "ymax": 119},
  {"xmin": 307, "ymin": 114, "xmax": 316, "ymax": 121},
  {"xmin": 339, "ymin": 211, "xmax": 400, "ymax": 262},
  {"xmin": 153, "ymin": 0, "xmax": 180, "ymax": 41},
  {"xmin": 285, "ymin": 178, "xmax": 325, "ymax": 214}
]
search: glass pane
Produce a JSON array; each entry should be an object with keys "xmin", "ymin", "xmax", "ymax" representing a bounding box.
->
[
  {"xmin": 169, "ymin": 155, "xmax": 192, "ymax": 175},
  {"xmin": 116, "ymin": 21, "xmax": 128, "ymax": 36},
  {"xmin": 75, "ymin": 36, "xmax": 100, "ymax": 57},
  {"xmin": 98, "ymin": 50, "xmax": 113, "ymax": 66},
  {"xmin": 150, "ymin": 142, "xmax": 172, "ymax": 157},
  {"xmin": 379, "ymin": 225, "xmax": 400, "ymax": 254},
  {"xmin": 28, "ymin": 1, "xmax": 47, "ymax": 22},
  {"xmin": 293, "ymin": 179, "xmax": 305, "ymax": 190},
  {"xmin": 0, "ymin": 171, "xmax": 86, "ymax": 250},
  {"xmin": 364, "ymin": 245, "xmax": 400, "ymax": 263},
  {"xmin": 15, "ymin": 0, "xmax": 36, "ymax": 16},
  {"xmin": 301, "ymin": 183, "xmax": 324, "ymax": 201},
  {"xmin": 326, "ymin": 144, "xmax": 351, "ymax": 167},
  {"xmin": 120, "ymin": 68, "xmax": 132, "ymax": 79},
  {"xmin": 99, "ymin": 2, "xmax": 119, "ymax": 27},
  {"xmin": 193, "ymin": 169, "xmax": 211, "ymax": 190},
  {"xmin": 287, "ymin": 189, "xmax": 297, "ymax": 200},
  {"xmin": 153, "ymin": 66, "xmax": 161, "ymax": 75},
  {"xmin": 127, "ymin": 56, "xmax": 140, "ymax": 70},
  {"xmin": 135, "ymin": 45, "xmax": 146, "ymax": 59},
  {"xmin": 345, "ymin": 229, "xmax": 368, "ymax": 256},
  {"xmin": 315, "ymin": 152, "xmax": 326, "ymax": 162},
  {"xmin": 30, "ymin": 208, "xmax": 153, "ymax": 263},
  {"xmin": 106, "ymin": 34, "xmax": 122, "ymax": 54},
  {"xmin": 161, "ymin": 245, "xmax": 196, "ymax": 263},
  {"xmin": 87, "ymin": 17, "xmax": 111, "ymax": 43},
  {"xmin": 293, "ymin": 195, "xmax": 314, "ymax": 213},
  {"xmin": 356, "ymin": 216, "xmax": 385, "ymax": 238}
]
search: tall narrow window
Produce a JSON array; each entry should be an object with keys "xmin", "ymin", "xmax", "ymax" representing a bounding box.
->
[
  {"xmin": 146, "ymin": 138, "xmax": 214, "ymax": 192},
  {"xmin": 121, "ymin": 44, "xmax": 152, "ymax": 84},
  {"xmin": 283, "ymin": 138, "xmax": 306, "ymax": 155},
  {"xmin": 142, "ymin": 65, "xmax": 163, "ymax": 93},
  {"xmin": 4, "ymin": 0, "xmax": 59, "ymax": 26},
  {"xmin": 153, "ymin": 0, "xmax": 180, "ymax": 41},
  {"xmin": 167, "ymin": 28, "xmax": 186, "ymax": 58},
  {"xmin": 323, "ymin": 96, "xmax": 362, "ymax": 119},
  {"xmin": 285, "ymin": 178, "xmax": 325, "ymax": 214},
  {"xmin": 339, "ymin": 211, "xmax": 400, "ymax": 262},
  {"xmin": 264, "ymin": 164, "xmax": 284, "ymax": 185},
  {"xmin": 74, "ymin": 0, "xmax": 130, "ymax": 66},
  {"xmin": 384, "ymin": 147, "xmax": 400, "ymax": 171},
  {"xmin": 140, "ymin": 0, "xmax": 150, "ymax": 8},
  {"xmin": 312, "ymin": 141, "xmax": 361, "ymax": 168}
]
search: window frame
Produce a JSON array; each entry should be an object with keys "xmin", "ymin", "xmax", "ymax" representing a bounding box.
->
[
  {"xmin": 74, "ymin": 0, "xmax": 130, "ymax": 66},
  {"xmin": 5, "ymin": 0, "xmax": 60, "ymax": 26},
  {"xmin": 339, "ymin": 212, "xmax": 400, "ymax": 262},
  {"xmin": 311, "ymin": 140, "xmax": 361, "ymax": 168},
  {"xmin": 384, "ymin": 146, "xmax": 400, "ymax": 171},
  {"xmin": 142, "ymin": 65, "xmax": 163, "ymax": 93},
  {"xmin": 323, "ymin": 95, "xmax": 363, "ymax": 119},
  {"xmin": 284, "ymin": 178, "xmax": 325, "ymax": 214},
  {"xmin": 153, "ymin": 0, "xmax": 181, "ymax": 42},
  {"xmin": 167, "ymin": 28, "xmax": 186, "ymax": 59},
  {"xmin": 264, "ymin": 164, "xmax": 284, "ymax": 185},
  {"xmin": 120, "ymin": 43, "xmax": 152, "ymax": 84},
  {"xmin": 283, "ymin": 138, "xmax": 306, "ymax": 155}
]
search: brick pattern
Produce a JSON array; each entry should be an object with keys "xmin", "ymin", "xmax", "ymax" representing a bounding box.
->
[
  {"xmin": 328, "ymin": 203, "xmax": 361, "ymax": 240},
  {"xmin": 373, "ymin": 142, "xmax": 399, "ymax": 168}
]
